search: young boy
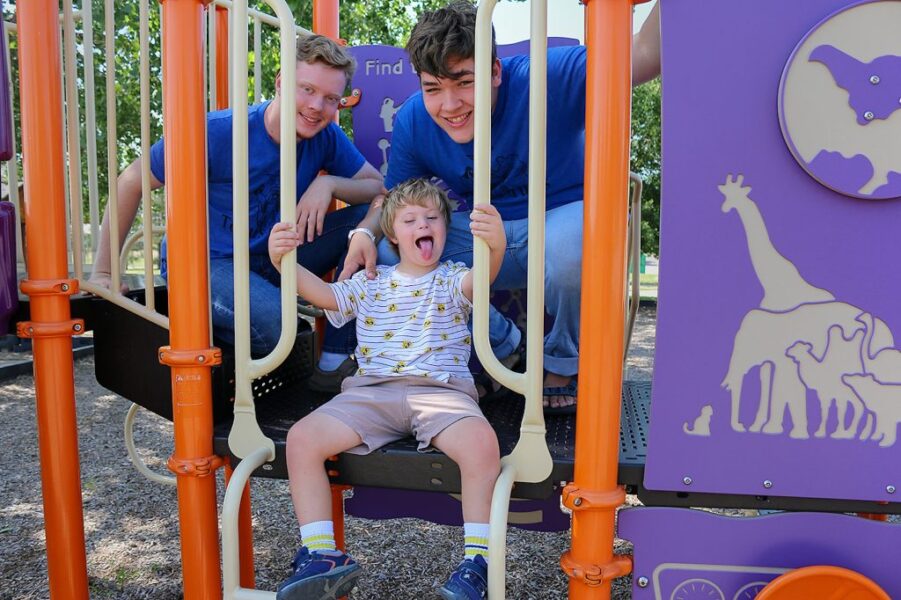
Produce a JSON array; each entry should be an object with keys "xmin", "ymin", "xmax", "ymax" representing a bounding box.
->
[{"xmin": 268, "ymin": 178, "xmax": 506, "ymax": 600}]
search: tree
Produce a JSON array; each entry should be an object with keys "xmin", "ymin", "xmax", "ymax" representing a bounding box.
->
[{"xmin": 630, "ymin": 78, "xmax": 661, "ymax": 256}]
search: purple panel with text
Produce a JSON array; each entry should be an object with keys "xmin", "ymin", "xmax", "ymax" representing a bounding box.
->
[{"xmin": 646, "ymin": 0, "xmax": 901, "ymax": 502}]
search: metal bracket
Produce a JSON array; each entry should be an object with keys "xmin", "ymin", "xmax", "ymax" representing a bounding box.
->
[
  {"xmin": 560, "ymin": 552, "xmax": 633, "ymax": 587},
  {"xmin": 20, "ymin": 278, "xmax": 79, "ymax": 296},
  {"xmin": 339, "ymin": 88, "xmax": 362, "ymax": 110},
  {"xmin": 561, "ymin": 484, "xmax": 626, "ymax": 511},
  {"xmin": 158, "ymin": 346, "xmax": 223, "ymax": 367},
  {"xmin": 167, "ymin": 454, "xmax": 224, "ymax": 478},
  {"xmin": 17, "ymin": 319, "xmax": 85, "ymax": 338}
]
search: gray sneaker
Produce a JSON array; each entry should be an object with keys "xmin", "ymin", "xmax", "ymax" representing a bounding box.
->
[{"xmin": 306, "ymin": 356, "xmax": 358, "ymax": 395}]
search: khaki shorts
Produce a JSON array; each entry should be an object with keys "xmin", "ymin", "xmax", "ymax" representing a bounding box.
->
[{"xmin": 314, "ymin": 375, "xmax": 485, "ymax": 455}]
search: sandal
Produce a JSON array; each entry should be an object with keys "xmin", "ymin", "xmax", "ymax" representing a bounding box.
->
[
  {"xmin": 543, "ymin": 379, "xmax": 577, "ymax": 415},
  {"xmin": 473, "ymin": 338, "xmax": 525, "ymax": 401}
]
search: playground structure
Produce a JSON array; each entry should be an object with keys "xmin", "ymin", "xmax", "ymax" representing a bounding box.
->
[{"xmin": 3, "ymin": 1, "xmax": 901, "ymax": 600}]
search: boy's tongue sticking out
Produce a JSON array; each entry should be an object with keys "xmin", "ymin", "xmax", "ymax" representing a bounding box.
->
[{"xmin": 416, "ymin": 236, "xmax": 434, "ymax": 261}]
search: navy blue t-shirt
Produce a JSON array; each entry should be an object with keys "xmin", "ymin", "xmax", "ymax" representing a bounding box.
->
[
  {"xmin": 385, "ymin": 46, "xmax": 587, "ymax": 220},
  {"xmin": 151, "ymin": 100, "xmax": 365, "ymax": 261}
]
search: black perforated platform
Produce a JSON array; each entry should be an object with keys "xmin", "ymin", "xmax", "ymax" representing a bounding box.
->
[{"xmin": 213, "ymin": 380, "xmax": 652, "ymax": 500}]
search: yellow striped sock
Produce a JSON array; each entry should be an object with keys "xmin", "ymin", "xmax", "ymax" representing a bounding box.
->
[
  {"xmin": 463, "ymin": 523, "xmax": 490, "ymax": 560},
  {"xmin": 301, "ymin": 521, "xmax": 336, "ymax": 552}
]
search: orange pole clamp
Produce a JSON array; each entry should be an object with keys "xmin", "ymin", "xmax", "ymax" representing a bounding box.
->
[
  {"xmin": 17, "ymin": 1, "xmax": 90, "ymax": 598},
  {"xmin": 215, "ymin": 6, "xmax": 229, "ymax": 110},
  {"xmin": 160, "ymin": 1, "xmax": 222, "ymax": 598},
  {"xmin": 567, "ymin": 0, "xmax": 634, "ymax": 599}
]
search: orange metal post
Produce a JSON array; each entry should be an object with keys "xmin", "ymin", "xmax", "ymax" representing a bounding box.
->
[
  {"xmin": 313, "ymin": 0, "xmax": 340, "ymax": 41},
  {"xmin": 311, "ymin": 0, "xmax": 342, "ymax": 358},
  {"xmin": 564, "ymin": 0, "xmax": 634, "ymax": 599},
  {"xmin": 17, "ymin": 2, "xmax": 90, "ymax": 598},
  {"xmin": 224, "ymin": 460, "xmax": 256, "ymax": 588},
  {"xmin": 159, "ymin": 1, "xmax": 222, "ymax": 598},
  {"xmin": 215, "ymin": 6, "xmax": 230, "ymax": 110}
]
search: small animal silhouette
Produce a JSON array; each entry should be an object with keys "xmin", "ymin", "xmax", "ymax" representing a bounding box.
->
[
  {"xmin": 842, "ymin": 373, "xmax": 901, "ymax": 447},
  {"xmin": 785, "ymin": 326, "xmax": 865, "ymax": 439},
  {"xmin": 683, "ymin": 405, "xmax": 713, "ymax": 436}
]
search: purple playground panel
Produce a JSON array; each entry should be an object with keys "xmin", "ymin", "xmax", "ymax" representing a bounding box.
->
[
  {"xmin": 0, "ymin": 0, "xmax": 12, "ymax": 161},
  {"xmin": 619, "ymin": 508, "xmax": 901, "ymax": 599},
  {"xmin": 647, "ymin": 0, "xmax": 901, "ymax": 503},
  {"xmin": 0, "ymin": 201, "xmax": 16, "ymax": 334},
  {"xmin": 343, "ymin": 40, "xmax": 577, "ymax": 531}
]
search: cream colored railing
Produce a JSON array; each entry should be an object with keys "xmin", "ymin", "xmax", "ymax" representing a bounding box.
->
[
  {"xmin": 222, "ymin": 1, "xmax": 309, "ymax": 598},
  {"xmin": 4, "ymin": 0, "xmax": 287, "ymax": 332},
  {"xmin": 474, "ymin": 1, "xmax": 554, "ymax": 597}
]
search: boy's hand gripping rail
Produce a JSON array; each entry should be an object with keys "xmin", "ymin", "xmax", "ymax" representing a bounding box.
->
[
  {"xmin": 474, "ymin": 1, "xmax": 553, "ymax": 597},
  {"xmin": 225, "ymin": 2, "xmax": 296, "ymax": 598}
]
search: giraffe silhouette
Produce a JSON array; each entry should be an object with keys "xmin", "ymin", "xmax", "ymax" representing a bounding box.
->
[
  {"xmin": 718, "ymin": 174, "xmax": 834, "ymax": 311},
  {"xmin": 716, "ymin": 174, "xmax": 895, "ymax": 438}
]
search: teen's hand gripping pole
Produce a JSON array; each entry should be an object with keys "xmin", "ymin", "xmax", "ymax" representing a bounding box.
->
[
  {"xmin": 474, "ymin": 1, "xmax": 553, "ymax": 597},
  {"xmin": 223, "ymin": 1, "xmax": 305, "ymax": 598}
]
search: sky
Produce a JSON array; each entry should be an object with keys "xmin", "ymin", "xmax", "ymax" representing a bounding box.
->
[{"xmin": 493, "ymin": 0, "xmax": 657, "ymax": 44}]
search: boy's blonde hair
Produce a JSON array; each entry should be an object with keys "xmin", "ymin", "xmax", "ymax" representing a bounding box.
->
[
  {"xmin": 380, "ymin": 179, "xmax": 452, "ymax": 253},
  {"xmin": 296, "ymin": 34, "xmax": 357, "ymax": 83}
]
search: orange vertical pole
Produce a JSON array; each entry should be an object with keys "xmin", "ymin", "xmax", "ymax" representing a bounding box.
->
[
  {"xmin": 312, "ymin": 6, "xmax": 350, "ymax": 551},
  {"xmin": 16, "ymin": 2, "xmax": 89, "ymax": 598},
  {"xmin": 215, "ymin": 6, "xmax": 230, "ymax": 111},
  {"xmin": 562, "ymin": 1, "xmax": 633, "ymax": 599},
  {"xmin": 313, "ymin": 0, "xmax": 340, "ymax": 41},
  {"xmin": 159, "ymin": 1, "xmax": 222, "ymax": 599}
]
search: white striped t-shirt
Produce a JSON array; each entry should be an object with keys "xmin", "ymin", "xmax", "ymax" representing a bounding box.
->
[{"xmin": 325, "ymin": 262, "xmax": 473, "ymax": 382}]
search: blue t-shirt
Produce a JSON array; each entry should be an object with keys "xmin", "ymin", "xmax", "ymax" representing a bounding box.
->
[
  {"xmin": 385, "ymin": 46, "xmax": 586, "ymax": 220},
  {"xmin": 151, "ymin": 100, "xmax": 365, "ymax": 260}
]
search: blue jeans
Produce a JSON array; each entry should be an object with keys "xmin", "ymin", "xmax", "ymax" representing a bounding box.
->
[
  {"xmin": 208, "ymin": 204, "xmax": 368, "ymax": 357},
  {"xmin": 377, "ymin": 201, "xmax": 582, "ymax": 376}
]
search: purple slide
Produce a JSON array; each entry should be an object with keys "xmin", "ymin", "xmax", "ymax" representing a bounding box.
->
[
  {"xmin": 0, "ymin": 0, "xmax": 12, "ymax": 161},
  {"xmin": 0, "ymin": 201, "xmax": 17, "ymax": 334}
]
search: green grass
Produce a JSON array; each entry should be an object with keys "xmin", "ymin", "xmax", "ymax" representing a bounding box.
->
[{"xmin": 639, "ymin": 273, "xmax": 658, "ymax": 288}]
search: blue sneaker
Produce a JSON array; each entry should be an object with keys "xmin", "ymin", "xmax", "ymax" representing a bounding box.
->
[
  {"xmin": 439, "ymin": 555, "xmax": 489, "ymax": 599},
  {"xmin": 276, "ymin": 546, "xmax": 361, "ymax": 600}
]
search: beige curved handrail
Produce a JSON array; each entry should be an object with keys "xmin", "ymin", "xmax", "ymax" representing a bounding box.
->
[
  {"xmin": 624, "ymin": 172, "xmax": 643, "ymax": 366},
  {"xmin": 475, "ymin": 0, "xmax": 553, "ymax": 596},
  {"xmin": 124, "ymin": 403, "xmax": 176, "ymax": 487},
  {"xmin": 227, "ymin": 0, "xmax": 298, "ymax": 465}
]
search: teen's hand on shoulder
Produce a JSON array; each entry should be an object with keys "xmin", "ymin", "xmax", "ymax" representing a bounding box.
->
[
  {"xmin": 268, "ymin": 222, "xmax": 300, "ymax": 269},
  {"xmin": 339, "ymin": 232, "xmax": 377, "ymax": 281},
  {"xmin": 295, "ymin": 175, "xmax": 335, "ymax": 244},
  {"xmin": 469, "ymin": 204, "xmax": 506, "ymax": 251}
]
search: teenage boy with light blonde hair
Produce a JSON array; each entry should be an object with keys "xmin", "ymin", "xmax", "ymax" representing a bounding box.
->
[
  {"xmin": 91, "ymin": 34, "xmax": 383, "ymax": 388},
  {"xmin": 268, "ymin": 179, "xmax": 505, "ymax": 600}
]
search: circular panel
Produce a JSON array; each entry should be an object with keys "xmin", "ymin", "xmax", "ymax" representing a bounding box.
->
[
  {"xmin": 778, "ymin": 0, "xmax": 901, "ymax": 199},
  {"xmin": 734, "ymin": 581, "xmax": 768, "ymax": 600},
  {"xmin": 755, "ymin": 565, "xmax": 890, "ymax": 600},
  {"xmin": 670, "ymin": 578, "xmax": 726, "ymax": 600}
]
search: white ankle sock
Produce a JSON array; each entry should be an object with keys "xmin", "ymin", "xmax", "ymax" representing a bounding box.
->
[
  {"xmin": 300, "ymin": 520, "xmax": 336, "ymax": 552},
  {"xmin": 463, "ymin": 522, "xmax": 490, "ymax": 560}
]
